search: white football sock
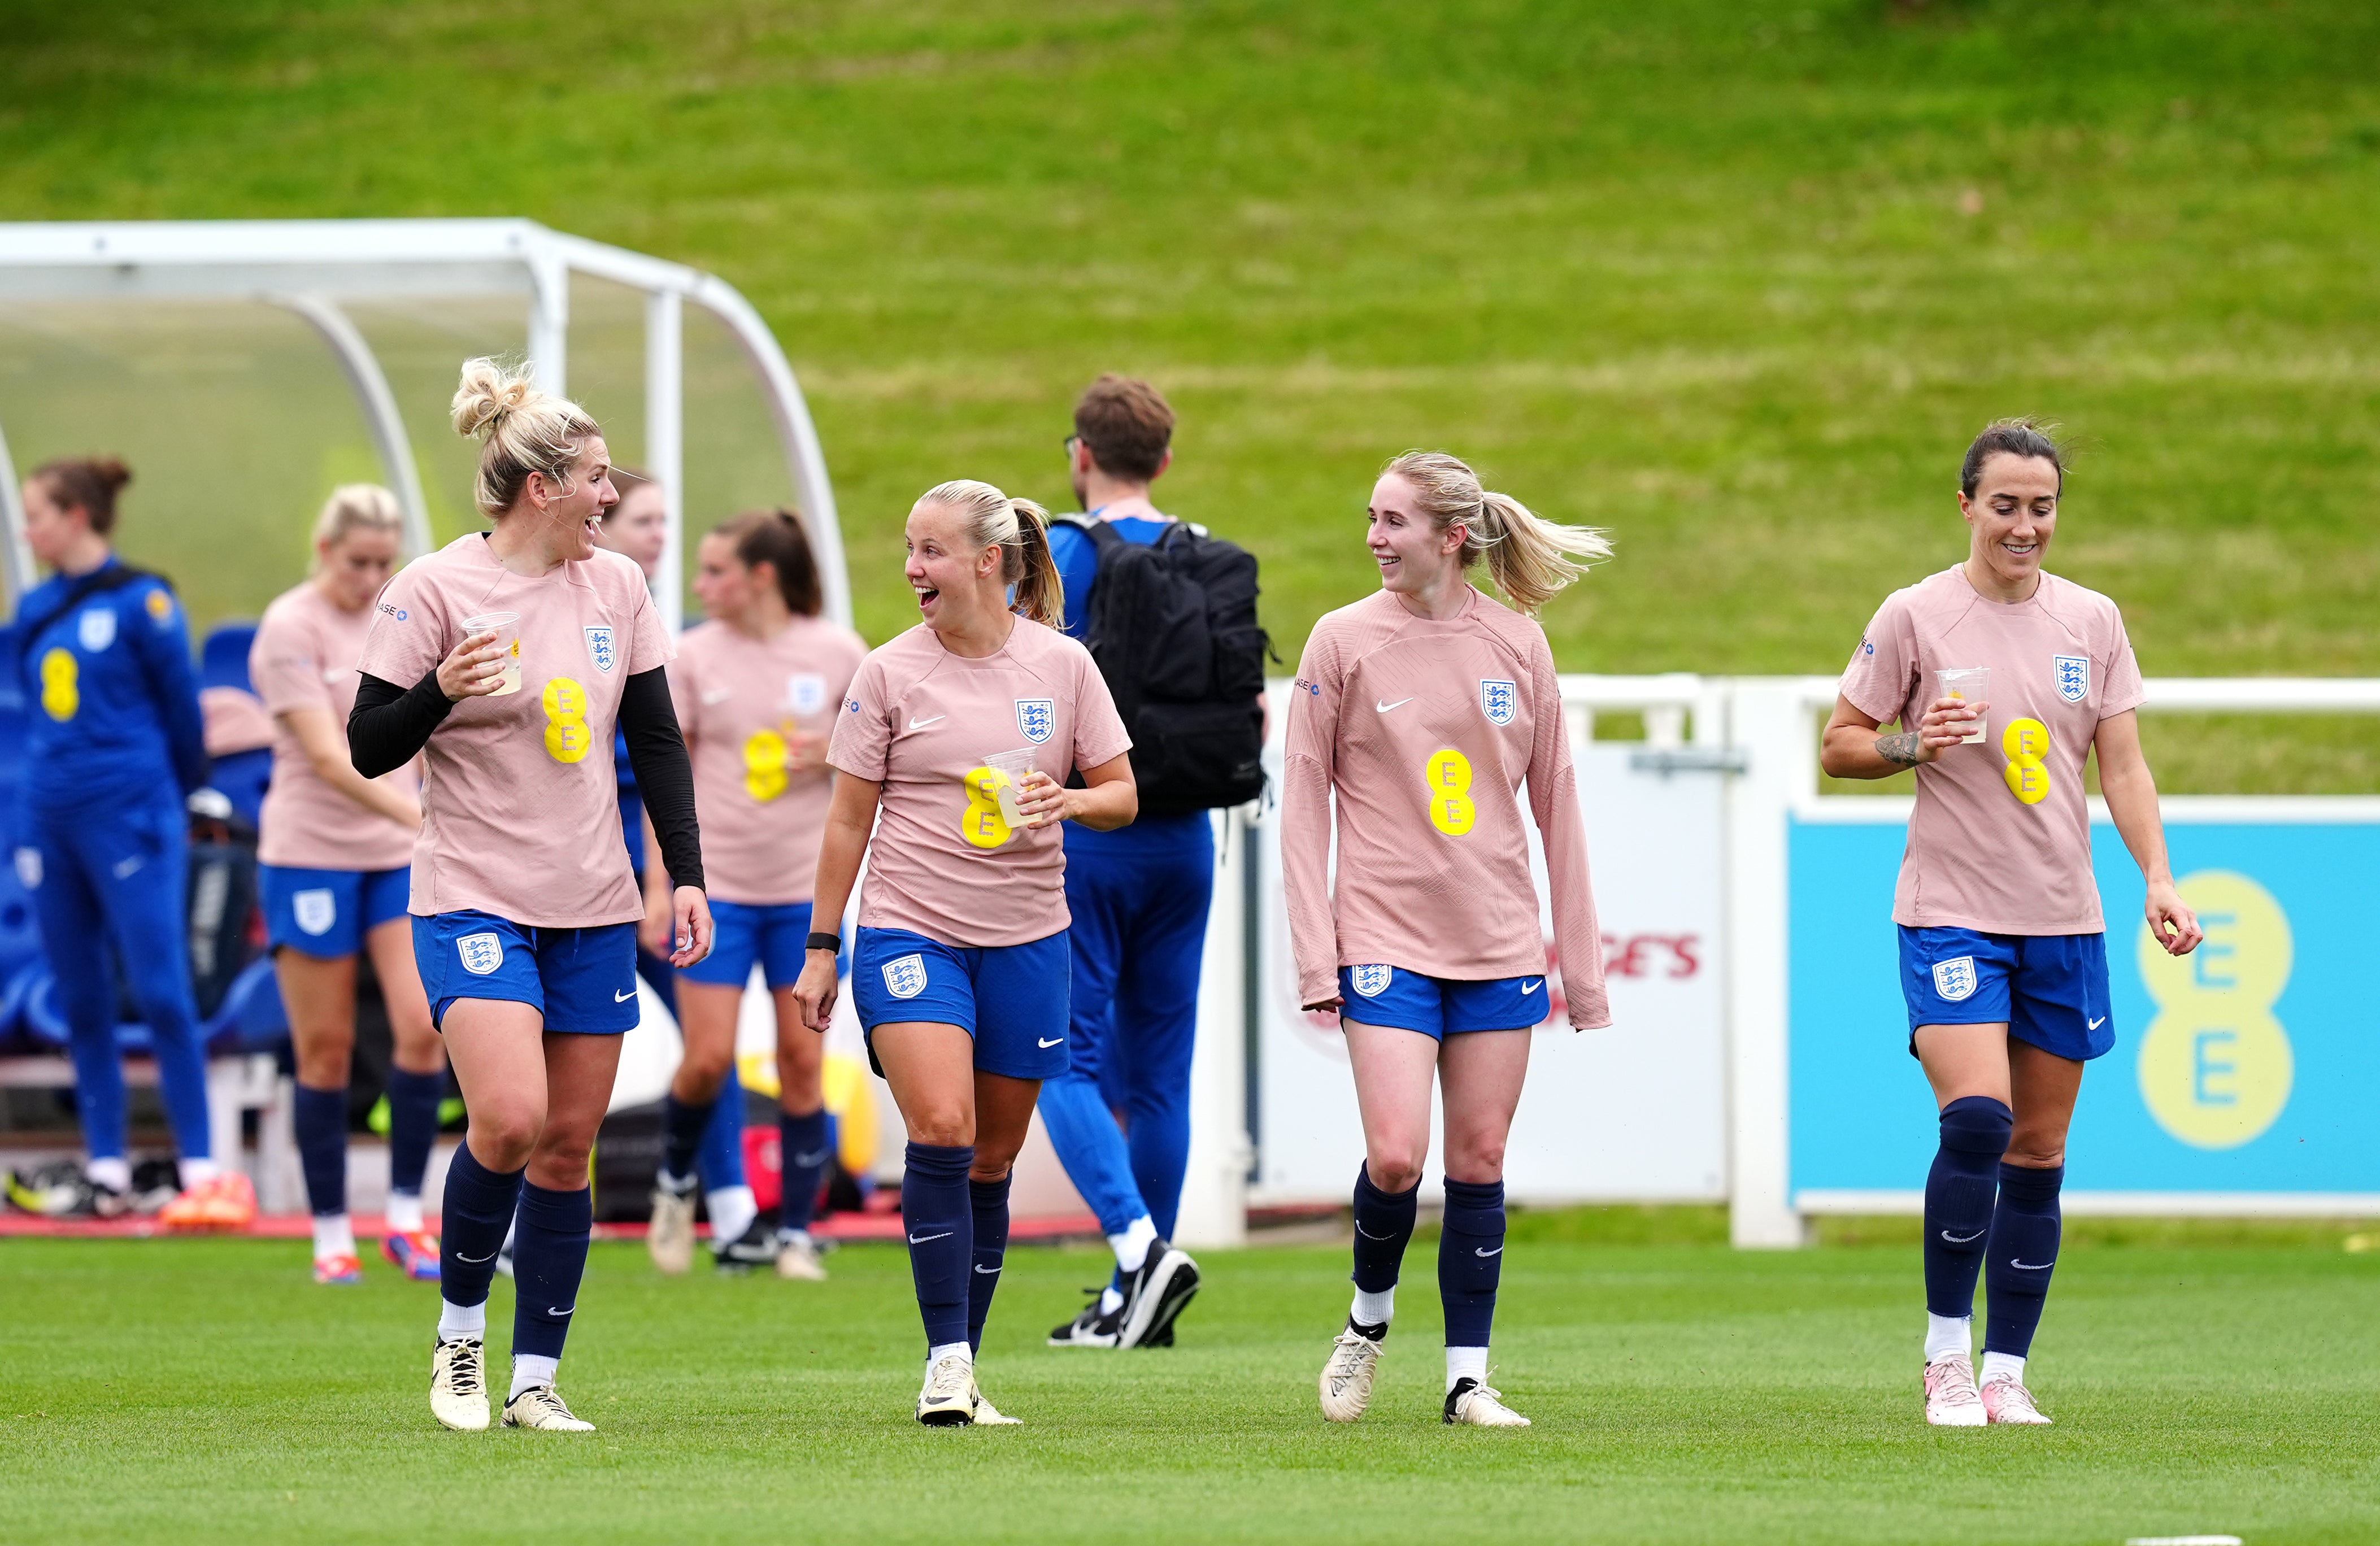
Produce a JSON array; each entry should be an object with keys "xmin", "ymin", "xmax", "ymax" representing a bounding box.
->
[
  {"xmin": 312, "ymin": 1213, "xmax": 355, "ymax": 1261},
  {"xmin": 1980, "ymin": 1351, "xmax": 2026, "ymax": 1386},
  {"xmin": 1925, "ymin": 1313, "xmax": 1973, "ymax": 1364},
  {"xmin": 179, "ymin": 1157, "xmax": 221, "ymax": 1188},
  {"xmin": 1109, "ymin": 1216, "xmax": 1159, "ymax": 1274},
  {"xmin": 509, "ymin": 1353, "xmax": 559, "ymax": 1399},
  {"xmin": 385, "ymin": 1191, "xmax": 425, "ymax": 1234},
  {"xmin": 1446, "ymin": 1345, "xmax": 1489, "ymax": 1393},
  {"xmin": 707, "ymin": 1184, "xmax": 757, "ymax": 1246},
  {"xmin": 927, "ymin": 1341, "xmax": 973, "ymax": 1369},
  {"xmin": 1098, "ymin": 1286, "xmax": 1125, "ymax": 1316},
  {"xmin": 86, "ymin": 1157, "xmax": 132, "ymax": 1194},
  {"xmin": 437, "ymin": 1300, "xmax": 486, "ymax": 1342},
  {"xmin": 1350, "ymin": 1286, "xmax": 1395, "ymax": 1330}
]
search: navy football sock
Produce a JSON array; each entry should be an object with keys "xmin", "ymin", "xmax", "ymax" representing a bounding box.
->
[
  {"xmin": 660, "ymin": 1092, "xmax": 714, "ymax": 1187},
  {"xmin": 1350, "ymin": 1162, "xmax": 1419, "ymax": 1330},
  {"xmin": 902, "ymin": 1142, "xmax": 974, "ymax": 1352},
  {"xmin": 1923, "ymin": 1096, "xmax": 2011, "ymax": 1319},
  {"xmin": 512, "ymin": 1182, "xmax": 594, "ymax": 1361},
  {"xmin": 779, "ymin": 1108, "xmax": 831, "ymax": 1235},
  {"xmin": 438, "ymin": 1143, "xmax": 525, "ymax": 1312},
  {"xmin": 293, "ymin": 1083, "xmax": 348, "ymax": 1219},
  {"xmin": 1984, "ymin": 1162, "xmax": 2064, "ymax": 1358},
  {"xmin": 967, "ymin": 1172, "xmax": 1012, "ymax": 1355},
  {"xmin": 382, "ymin": 1066, "xmax": 443, "ymax": 1201},
  {"xmin": 1438, "ymin": 1177, "xmax": 1506, "ymax": 1349}
]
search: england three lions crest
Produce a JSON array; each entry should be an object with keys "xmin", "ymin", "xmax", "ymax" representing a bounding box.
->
[
  {"xmin": 1349, "ymin": 964, "xmax": 1394, "ymax": 998},
  {"xmin": 1015, "ymin": 698, "xmax": 1055, "ymax": 744},
  {"xmin": 882, "ymin": 954, "xmax": 929, "ymax": 1000},
  {"xmin": 584, "ymin": 626, "xmax": 618, "ymax": 673},
  {"xmin": 1931, "ymin": 956, "xmax": 1978, "ymax": 1003},
  {"xmin": 1480, "ymin": 678, "xmax": 1517, "ymax": 726},
  {"xmin": 2052, "ymin": 654, "xmax": 2088, "ymax": 703}
]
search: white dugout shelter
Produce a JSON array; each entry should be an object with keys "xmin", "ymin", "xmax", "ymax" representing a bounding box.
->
[{"xmin": 0, "ymin": 218, "xmax": 851, "ymax": 631}]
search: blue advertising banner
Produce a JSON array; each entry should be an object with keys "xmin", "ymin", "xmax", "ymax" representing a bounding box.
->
[{"xmin": 1788, "ymin": 815, "xmax": 2380, "ymax": 1200}]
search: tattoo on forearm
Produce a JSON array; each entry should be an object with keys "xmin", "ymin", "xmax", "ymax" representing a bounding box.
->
[{"xmin": 1875, "ymin": 730, "xmax": 1922, "ymax": 767}]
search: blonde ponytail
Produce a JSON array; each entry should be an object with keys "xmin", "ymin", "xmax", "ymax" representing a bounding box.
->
[
  {"xmin": 449, "ymin": 356, "xmax": 602, "ymax": 519},
  {"xmin": 1382, "ymin": 450, "xmax": 1610, "ymax": 613},
  {"xmin": 917, "ymin": 480, "xmax": 1067, "ymax": 629}
]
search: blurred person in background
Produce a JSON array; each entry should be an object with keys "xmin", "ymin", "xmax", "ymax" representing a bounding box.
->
[
  {"xmin": 644, "ymin": 509, "xmax": 865, "ymax": 1280},
  {"xmin": 249, "ymin": 485, "xmax": 446, "ymax": 1286},
  {"xmin": 6, "ymin": 455, "xmax": 254, "ymax": 1229}
]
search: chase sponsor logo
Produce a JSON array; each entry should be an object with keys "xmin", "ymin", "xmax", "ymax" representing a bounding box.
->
[
  {"xmin": 882, "ymin": 953, "xmax": 929, "ymax": 1000},
  {"xmin": 1349, "ymin": 964, "xmax": 1393, "ymax": 998},
  {"xmin": 1861, "ymin": 635, "xmax": 1874, "ymax": 656},
  {"xmin": 292, "ymin": 889, "xmax": 337, "ymax": 937},
  {"xmin": 457, "ymin": 932, "xmax": 505, "ymax": 976},
  {"xmin": 1931, "ymin": 956, "xmax": 1978, "ymax": 1003},
  {"xmin": 377, "ymin": 601, "xmax": 408, "ymax": 621},
  {"xmin": 846, "ymin": 698, "xmax": 862, "ymax": 713},
  {"xmin": 1295, "ymin": 678, "xmax": 1320, "ymax": 695},
  {"xmin": 1480, "ymin": 678, "xmax": 1517, "ymax": 726},
  {"xmin": 2053, "ymin": 654, "xmax": 2089, "ymax": 703},
  {"xmin": 584, "ymin": 625, "xmax": 618, "ymax": 672},
  {"xmin": 1016, "ymin": 698, "xmax": 1055, "ymax": 744},
  {"xmin": 77, "ymin": 608, "xmax": 116, "ymax": 652}
]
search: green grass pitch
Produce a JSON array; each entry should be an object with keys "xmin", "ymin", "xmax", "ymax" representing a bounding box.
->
[{"xmin": 3, "ymin": 1223, "xmax": 2374, "ymax": 1544}]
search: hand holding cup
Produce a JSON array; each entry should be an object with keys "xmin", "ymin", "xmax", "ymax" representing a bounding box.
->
[{"xmin": 437, "ymin": 630, "xmax": 508, "ymax": 702}]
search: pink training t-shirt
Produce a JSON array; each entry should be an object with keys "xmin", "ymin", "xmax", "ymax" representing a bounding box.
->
[
  {"xmin": 827, "ymin": 616, "xmax": 1130, "ymax": 949},
  {"xmin": 1839, "ymin": 566, "xmax": 2146, "ymax": 935},
  {"xmin": 356, "ymin": 535, "xmax": 673, "ymax": 927},
  {"xmin": 670, "ymin": 613, "xmax": 868, "ymax": 905},
  {"xmin": 250, "ymin": 581, "xmax": 421, "ymax": 873},
  {"xmin": 1281, "ymin": 587, "xmax": 1611, "ymax": 1030}
]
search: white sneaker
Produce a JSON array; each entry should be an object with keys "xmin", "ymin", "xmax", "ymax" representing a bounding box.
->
[
  {"xmin": 1980, "ymin": 1373, "xmax": 2052, "ymax": 1425},
  {"xmin": 776, "ymin": 1234, "xmax": 828, "ymax": 1281},
  {"xmin": 647, "ymin": 1183, "xmax": 697, "ymax": 1275},
  {"xmin": 1443, "ymin": 1377, "xmax": 1530, "ymax": 1427},
  {"xmin": 1319, "ymin": 1326, "xmax": 1385, "ymax": 1423},
  {"xmin": 970, "ymin": 1377, "xmax": 1023, "ymax": 1425},
  {"xmin": 916, "ymin": 1352, "xmax": 977, "ymax": 1426},
  {"xmin": 429, "ymin": 1337, "xmax": 488, "ymax": 1431},
  {"xmin": 503, "ymin": 1384, "xmax": 595, "ymax": 1431},
  {"xmin": 1923, "ymin": 1355, "xmax": 1988, "ymax": 1427}
]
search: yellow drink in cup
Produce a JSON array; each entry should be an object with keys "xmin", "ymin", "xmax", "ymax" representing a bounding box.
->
[
  {"xmin": 982, "ymin": 748, "xmax": 1039, "ymax": 828},
  {"xmin": 462, "ymin": 611, "xmax": 523, "ymax": 697},
  {"xmin": 1934, "ymin": 666, "xmax": 1989, "ymax": 745}
]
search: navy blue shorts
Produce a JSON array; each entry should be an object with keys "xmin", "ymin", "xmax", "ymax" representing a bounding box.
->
[
  {"xmin": 1337, "ymin": 963, "xmax": 1550, "ymax": 1039},
  {"xmin": 678, "ymin": 898, "xmax": 832, "ymax": 990},
  {"xmin": 411, "ymin": 910, "xmax": 639, "ymax": 1034},
  {"xmin": 851, "ymin": 926, "xmax": 1070, "ymax": 1082},
  {"xmin": 260, "ymin": 864, "xmax": 410, "ymax": 959},
  {"xmin": 1898, "ymin": 925, "xmax": 2113, "ymax": 1061}
]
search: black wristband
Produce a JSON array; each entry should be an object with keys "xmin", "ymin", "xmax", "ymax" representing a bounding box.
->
[{"xmin": 806, "ymin": 931, "xmax": 841, "ymax": 953}]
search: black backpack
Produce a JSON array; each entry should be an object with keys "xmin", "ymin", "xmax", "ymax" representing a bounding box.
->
[{"xmin": 1060, "ymin": 515, "xmax": 1270, "ymax": 817}]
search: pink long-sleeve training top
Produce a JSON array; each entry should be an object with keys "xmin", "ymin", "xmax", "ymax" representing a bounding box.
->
[{"xmin": 1281, "ymin": 586, "xmax": 1609, "ymax": 1029}]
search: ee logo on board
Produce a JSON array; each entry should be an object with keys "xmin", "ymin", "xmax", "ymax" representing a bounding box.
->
[{"xmin": 2136, "ymin": 870, "xmax": 2294, "ymax": 1151}]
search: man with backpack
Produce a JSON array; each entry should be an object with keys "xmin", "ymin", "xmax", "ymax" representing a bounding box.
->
[{"xmin": 1042, "ymin": 375, "xmax": 1267, "ymax": 1350}]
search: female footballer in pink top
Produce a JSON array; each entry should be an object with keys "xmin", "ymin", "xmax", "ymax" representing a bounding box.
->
[
  {"xmin": 1283, "ymin": 451, "xmax": 1612, "ymax": 1430},
  {"xmin": 1821, "ymin": 420, "xmax": 2201, "ymax": 1429},
  {"xmin": 250, "ymin": 485, "xmax": 445, "ymax": 1288},
  {"xmin": 642, "ymin": 510, "xmax": 866, "ymax": 1283},
  {"xmin": 349, "ymin": 359, "xmax": 712, "ymax": 1435},
  {"xmin": 794, "ymin": 479, "xmax": 1134, "ymax": 1427}
]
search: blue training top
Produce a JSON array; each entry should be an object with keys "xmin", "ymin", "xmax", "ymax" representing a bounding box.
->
[
  {"xmin": 1048, "ymin": 513, "xmax": 1213, "ymax": 856},
  {"xmin": 15, "ymin": 556, "xmax": 207, "ymax": 815}
]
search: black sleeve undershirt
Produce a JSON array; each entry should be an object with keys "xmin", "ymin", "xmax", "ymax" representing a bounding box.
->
[{"xmin": 348, "ymin": 665, "xmax": 706, "ymax": 894}]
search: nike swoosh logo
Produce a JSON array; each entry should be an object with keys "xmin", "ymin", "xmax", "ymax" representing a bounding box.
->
[
  {"xmin": 2087, "ymin": 1017, "xmax": 2107, "ymax": 1030},
  {"xmin": 908, "ymin": 1231, "xmax": 951, "ymax": 1244},
  {"xmin": 112, "ymin": 856, "xmax": 143, "ymax": 878},
  {"xmin": 1375, "ymin": 697, "xmax": 1415, "ymax": 713},
  {"xmin": 907, "ymin": 713, "xmax": 945, "ymax": 730},
  {"xmin": 615, "ymin": 989, "xmax": 637, "ymax": 1003},
  {"xmin": 792, "ymin": 1149, "xmax": 829, "ymax": 1167},
  {"xmin": 455, "ymin": 1249, "xmax": 495, "ymax": 1264},
  {"xmin": 546, "ymin": 1305, "xmax": 575, "ymax": 1317},
  {"xmin": 1038, "ymin": 1037, "xmax": 1064, "ymax": 1048},
  {"xmin": 1354, "ymin": 1224, "xmax": 1396, "ymax": 1240},
  {"xmin": 2011, "ymin": 1259, "xmax": 2054, "ymax": 1271},
  {"xmin": 1474, "ymin": 1245, "xmax": 1503, "ymax": 1257},
  {"xmin": 973, "ymin": 1263, "xmax": 1002, "ymax": 1274},
  {"xmin": 1520, "ymin": 979, "xmax": 1542, "ymax": 995},
  {"xmin": 1939, "ymin": 1229, "xmax": 1984, "ymax": 1244}
]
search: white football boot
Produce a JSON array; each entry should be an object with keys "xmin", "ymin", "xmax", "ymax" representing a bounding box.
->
[
  {"xmin": 429, "ymin": 1337, "xmax": 489, "ymax": 1431},
  {"xmin": 1980, "ymin": 1373, "xmax": 2052, "ymax": 1425},
  {"xmin": 1923, "ymin": 1355, "xmax": 1988, "ymax": 1427},
  {"xmin": 647, "ymin": 1181, "xmax": 698, "ymax": 1275},
  {"xmin": 1319, "ymin": 1326, "xmax": 1385, "ymax": 1423},
  {"xmin": 969, "ymin": 1377, "xmax": 1023, "ymax": 1426},
  {"xmin": 776, "ymin": 1233, "xmax": 829, "ymax": 1282},
  {"xmin": 1443, "ymin": 1377, "xmax": 1531, "ymax": 1427},
  {"xmin": 916, "ymin": 1352, "xmax": 978, "ymax": 1426},
  {"xmin": 503, "ymin": 1384, "xmax": 595, "ymax": 1431}
]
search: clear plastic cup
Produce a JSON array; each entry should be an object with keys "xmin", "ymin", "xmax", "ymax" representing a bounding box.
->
[
  {"xmin": 1934, "ymin": 666, "xmax": 1989, "ymax": 744},
  {"xmin": 462, "ymin": 611, "xmax": 523, "ymax": 697},
  {"xmin": 981, "ymin": 748, "xmax": 1039, "ymax": 828}
]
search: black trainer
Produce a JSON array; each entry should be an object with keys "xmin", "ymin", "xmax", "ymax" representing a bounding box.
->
[
  {"xmin": 1116, "ymin": 1239, "xmax": 1201, "ymax": 1349},
  {"xmin": 1047, "ymin": 1292, "xmax": 1123, "ymax": 1347},
  {"xmin": 713, "ymin": 1214, "xmax": 784, "ymax": 1272}
]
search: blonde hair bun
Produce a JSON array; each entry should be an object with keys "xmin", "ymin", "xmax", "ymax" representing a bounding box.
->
[
  {"xmin": 450, "ymin": 356, "xmax": 538, "ymax": 440},
  {"xmin": 447, "ymin": 357, "xmax": 602, "ymax": 517}
]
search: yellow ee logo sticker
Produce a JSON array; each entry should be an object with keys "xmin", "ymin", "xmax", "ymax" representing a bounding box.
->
[
  {"xmin": 541, "ymin": 676, "xmax": 593, "ymax": 764},
  {"xmin": 2002, "ymin": 717, "xmax": 2050, "ymax": 805},
  {"xmin": 38, "ymin": 647, "xmax": 79, "ymax": 721},
  {"xmin": 2135, "ymin": 870, "xmax": 2293, "ymax": 1150},
  {"xmin": 743, "ymin": 728, "xmax": 790, "ymax": 803},
  {"xmin": 1424, "ymin": 748, "xmax": 1475, "ymax": 836},
  {"xmin": 959, "ymin": 765, "xmax": 1016, "ymax": 850}
]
